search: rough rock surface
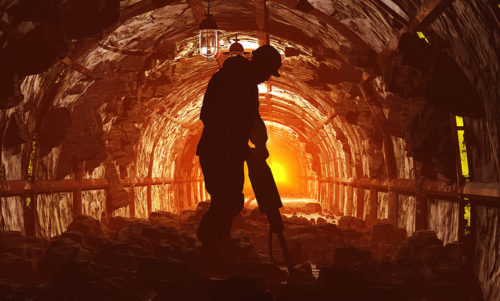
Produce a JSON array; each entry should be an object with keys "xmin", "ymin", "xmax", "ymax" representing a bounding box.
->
[
  {"xmin": 0, "ymin": 209, "xmax": 484, "ymax": 300},
  {"xmin": 0, "ymin": 0, "xmax": 498, "ymax": 299}
]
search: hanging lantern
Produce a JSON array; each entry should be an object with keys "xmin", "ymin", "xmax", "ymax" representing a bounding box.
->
[
  {"xmin": 228, "ymin": 35, "xmax": 244, "ymax": 56},
  {"xmin": 195, "ymin": 0, "xmax": 224, "ymax": 58},
  {"xmin": 199, "ymin": 15, "xmax": 218, "ymax": 58}
]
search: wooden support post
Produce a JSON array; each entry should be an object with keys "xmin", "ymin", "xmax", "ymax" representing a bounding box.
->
[
  {"xmin": 339, "ymin": 182, "xmax": 343, "ymax": 211},
  {"xmin": 24, "ymin": 133, "xmax": 38, "ymax": 237},
  {"xmin": 255, "ymin": 0, "xmax": 270, "ymax": 46},
  {"xmin": 369, "ymin": 187, "xmax": 378, "ymax": 225},
  {"xmin": 161, "ymin": 182, "xmax": 166, "ymax": 211},
  {"xmin": 346, "ymin": 184, "xmax": 354, "ymax": 216},
  {"xmin": 415, "ymin": 178, "xmax": 428, "ymax": 230},
  {"xmin": 356, "ymin": 183, "xmax": 364, "ymax": 219},
  {"xmin": 146, "ymin": 123, "xmax": 168, "ymax": 216},
  {"xmin": 198, "ymin": 180, "xmax": 202, "ymax": 204},
  {"xmin": 450, "ymin": 114, "xmax": 473, "ymax": 263},
  {"xmin": 187, "ymin": 181, "xmax": 193, "ymax": 208},
  {"xmin": 23, "ymin": 193, "xmax": 36, "ymax": 236},
  {"xmin": 72, "ymin": 161, "xmax": 84, "ymax": 217},
  {"xmin": 328, "ymin": 182, "xmax": 334, "ymax": 212},
  {"xmin": 318, "ymin": 181, "xmax": 323, "ymax": 206},
  {"xmin": 469, "ymin": 201, "xmax": 477, "ymax": 268},
  {"xmin": 128, "ymin": 162, "xmax": 136, "ymax": 218},
  {"xmin": 334, "ymin": 182, "xmax": 341, "ymax": 215},
  {"xmin": 458, "ymin": 196, "xmax": 466, "ymax": 244},
  {"xmin": 339, "ymin": 183, "xmax": 345, "ymax": 215},
  {"xmin": 178, "ymin": 182, "xmax": 184, "ymax": 213},
  {"xmin": 383, "ymin": 133, "xmax": 399, "ymax": 226},
  {"xmin": 195, "ymin": 181, "xmax": 199, "ymax": 207},
  {"xmin": 147, "ymin": 181, "xmax": 152, "ymax": 217},
  {"xmin": 200, "ymin": 179, "xmax": 204, "ymax": 203},
  {"xmin": 129, "ymin": 186, "xmax": 135, "ymax": 218},
  {"xmin": 326, "ymin": 182, "xmax": 330, "ymax": 210},
  {"xmin": 387, "ymin": 190, "xmax": 399, "ymax": 226},
  {"xmin": 330, "ymin": 181, "xmax": 335, "ymax": 213}
]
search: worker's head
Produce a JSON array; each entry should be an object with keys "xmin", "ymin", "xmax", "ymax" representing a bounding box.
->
[{"xmin": 251, "ymin": 45, "xmax": 281, "ymax": 83}]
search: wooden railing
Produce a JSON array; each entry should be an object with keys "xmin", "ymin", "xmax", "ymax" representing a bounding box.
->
[
  {"xmin": 1, "ymin": 175, "xmax": 498, "ymax": 238},
  {"xmin": 316, "ymin": 177, "xmax": 500, "ymax": 203},
  {"xmin": 0, "ymin": 177, "xmax": 204, "ymax": 196},
  {"xmin": 0, "ymin": 177, "xmax": 204, "ymax": 236},
  {"xmin": 312, "ymin": 176, "xmax": 500, "ymax": 260}
]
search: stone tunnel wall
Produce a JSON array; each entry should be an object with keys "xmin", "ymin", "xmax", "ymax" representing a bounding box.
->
[
  {"xmin": 426, "ymin": 1, "xmax": 500, "ymax": 298},
  {"xmin": 0, "ymin": 0, "xmax": 499, "ymax": 298}
]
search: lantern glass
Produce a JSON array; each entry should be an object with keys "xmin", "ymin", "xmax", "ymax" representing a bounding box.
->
[{"xmin": 199, "ymin": 29, "xmax": 218, "ymax": 58}]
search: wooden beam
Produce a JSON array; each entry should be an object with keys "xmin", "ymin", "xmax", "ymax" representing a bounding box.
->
[
  {"xmin": 269, "ymin": 0, "xmax": 372, "ymax": 53},
  {"xmin": 488, "ymin": 0, "xmax": 500, "ymax": 27},
  {"xmin": 368, "ymin": 0, "xmax": 409, "ymax": 26},
  {"xmin": 98, "ymin": 42, "xmax": 151, "ymax": 56},
  {"xmin": 412, "ymin": 0, "xmax": 457, "ymax": 31},
  {"xmin": 382, "ymin": 0, "xmax": 457, "ymax": 55},
  {"xmin": 61, "ymin": 57, "xmax": 99, "ymax": 79},
  {"xmin": 255, "ymin": 0, "xmax": 270, "ymax": 46},
  {"xmin": 307, "ymin": 110, "xmax": 336, "ymax": 142},
  {"xmin": 163, "ymin": 112, "xmax": 190, "ymax": 128},
  {"xmin": 0, "ymin": 177, "xmax": 203, "ymax": 197}
]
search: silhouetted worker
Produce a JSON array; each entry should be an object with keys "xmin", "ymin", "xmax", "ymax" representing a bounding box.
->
[{"xmin": 196, "ymin": 45, "xmax": 281, "ymax": 270}]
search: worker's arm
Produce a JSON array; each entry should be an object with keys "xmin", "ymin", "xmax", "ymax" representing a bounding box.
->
[
  {"xmin": 199, "ymin": 74, "xmax": 219, "ymax": 124},
  {"xmin": 249, "ymin": 107, "xmax": 269, "ymax": 159}
]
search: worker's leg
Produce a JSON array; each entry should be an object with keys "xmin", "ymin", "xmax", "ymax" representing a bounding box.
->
[{"xmin": 197, "ymin": 156, "xmax": 245, "ymax": 245}]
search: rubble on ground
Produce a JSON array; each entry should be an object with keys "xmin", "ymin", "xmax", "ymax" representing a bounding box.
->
[{"xmin": 0, "ymin": 203, "xmax": 483, "ymax": 300}]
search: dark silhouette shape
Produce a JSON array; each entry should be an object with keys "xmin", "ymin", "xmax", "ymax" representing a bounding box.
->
[
  {"xmin": 246, "ymin": 150, "xmax": 295, "ymax": 272},
  {"xmin": 210, "ymin": 276, "xmax": 273, "ymax": 301},
  {"xmin": 196, "ymin": 45, "xmax": 281, "ymax": 271}
]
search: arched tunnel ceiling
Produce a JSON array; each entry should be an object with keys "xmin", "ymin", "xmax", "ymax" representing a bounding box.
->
[
  {"xmin": 2, "ymin": 1, "xmax": 500, "ymax": 295},
  {"xmin": 1, "ymin": 0, "xmax": 499, "ymax": 183},
  {"xmin": 51, "ymin": 0, "xmax": 393, "ymax": 180}
]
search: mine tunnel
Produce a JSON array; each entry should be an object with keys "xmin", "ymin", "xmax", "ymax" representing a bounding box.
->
[{"xmin": 0, "ymin": 0, "xmax": 500, "ymax": 300}]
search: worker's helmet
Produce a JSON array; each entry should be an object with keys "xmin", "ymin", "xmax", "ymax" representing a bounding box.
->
[{"xmin": 252, "ymin": 45, "xmax": 281, "ymax": 77}]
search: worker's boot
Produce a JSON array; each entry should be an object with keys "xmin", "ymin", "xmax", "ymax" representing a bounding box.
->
[
  {"xmin": 198, "ymin": 211, "xmax": 234, "ymax": 277},
  {"xmin": 200, "ymin": 240, "xmax": 233, "ymax": 277},
  {"xmin": 197, "ymin": 210, "xmax": 232, "ymax": 244}
]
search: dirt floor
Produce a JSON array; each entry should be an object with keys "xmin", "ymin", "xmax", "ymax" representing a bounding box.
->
[{"xmin": 0, "ymin": 201, "xmax": 484, "ymax": 300}]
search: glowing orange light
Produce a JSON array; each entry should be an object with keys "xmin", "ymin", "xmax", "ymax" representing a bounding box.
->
[
  {"xmin": 243, "ymin": 123, "xmax": 307, "ymax": 199},
  {"xmin": 268, "ymin": 160, "xmax": 287, "ymax": 183}
]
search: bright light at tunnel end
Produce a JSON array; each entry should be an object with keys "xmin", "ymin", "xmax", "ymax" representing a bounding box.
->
[{"xmin": 268, "ymin": 160, "xmax": 287, "ymax": 183}]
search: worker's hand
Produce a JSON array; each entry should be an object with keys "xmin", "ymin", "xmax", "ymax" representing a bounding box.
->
[{"xmin": 252, "ymin": 146, "xmax": 269, "ymax": 160}]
